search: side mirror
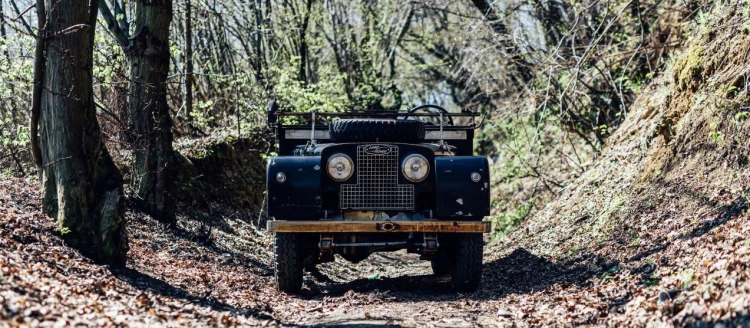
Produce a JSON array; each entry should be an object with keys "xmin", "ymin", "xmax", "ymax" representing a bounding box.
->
[{"xmin": 266, "ymin": 99, "xmax": 278, "ymax": 127}]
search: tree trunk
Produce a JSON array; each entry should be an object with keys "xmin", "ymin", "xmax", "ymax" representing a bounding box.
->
[
  {"xmin": 39, "ymin": 0, "xmax": 128, "ymax": 266},
  {"xmin": 0, "ymin": 0, "xmax": 9, "ymax": 62},
  {"xmin": 114, "ymin": 63, "xmax": 130, "ymax": 143},
  {"xmin": 30, "ymin": 0, "xmax": 46, "ymax": 171},
  {"xmin": 127, "ymin": 0, "xmax": 176, "ymax": 223},
  {"xmin": 471, "ymin": 0, "xmax": 535, "ymax": 85},
  {"xmin": 1, "ymin": 0, "xmax": 19, "ymax": 131},
  {"xmin": 97, "ymin": 0, "xmax": 177, "ymax": 222},
  {"xmin": 185, "ymin": 0, "xmax": 193, "ymax": 122},
  {"xmin": 298, "ymin": 0, "xmax": 313, "ymax": 84}
]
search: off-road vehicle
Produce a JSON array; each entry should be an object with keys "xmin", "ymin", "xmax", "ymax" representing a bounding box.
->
[{"xmin": 265, "ymin": 103, "xmax": 491, "ymax": 293}]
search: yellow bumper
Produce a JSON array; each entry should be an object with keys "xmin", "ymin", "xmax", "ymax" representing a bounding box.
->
[{"xmin": 267, "ymin": 220, "xmax": 491, "ymax": 233}]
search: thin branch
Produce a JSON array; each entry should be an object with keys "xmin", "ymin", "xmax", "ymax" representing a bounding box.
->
[
  {"xmin": 8, "ymin": 0, "xmax": 33, "ymax": 34},
  {"xmin": 97, "ymin": 0, "xmax": 128, "ymax": 48}
]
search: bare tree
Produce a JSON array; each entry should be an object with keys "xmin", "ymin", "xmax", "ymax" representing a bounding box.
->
[
  {"xmin": 184, "ymin": 0, "xmax": 193, "ymax": 122},
  {"xmin": 29, "ymin": 0, "xmax": 44, "ymax": 171},
  {"xmin": 470, "ymin": 0, "xmax": 534, "ymax": 84},
  {"xmin": 38, "ymin": 0, "xmax": 128, "ymax": 265},
  {"xmin": 99, "ymin": 0, "xmax": 177, "ymax": 223}
]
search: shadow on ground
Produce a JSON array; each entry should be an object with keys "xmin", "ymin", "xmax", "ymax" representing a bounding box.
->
[
  {"xmin": 110, "ymin": 267, "xmax": 274, "ymax": 321},
  {"xmin": 307, "ymin": 248, "xmax": 603, "ymax": 303},
  {"xmin": 168, "ymin": 223, "xmax": 274, "ymax": 276},
  {"xmin": 302, "ymin": 187, "xmax": 749, "ymax": 304},
  {"xmin": 112, "ymin": 185, "xmax": 749, "ymax": 325},
  {"xmin": 687, "ymin": 314, "xmax": 750, "ymax": 328}
]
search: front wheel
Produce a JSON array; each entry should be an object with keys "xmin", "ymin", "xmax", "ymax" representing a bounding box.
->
[
  {"xmin": 451, "ymin": 233, "xmax": 483, "ymax": 292},
  {"xmin": 430, "ymin": 250, "xmax": 454, "ymax": 275},
  {"xmin": 274, "ymin": 233, "xmax": 303, "ymax": 293}
]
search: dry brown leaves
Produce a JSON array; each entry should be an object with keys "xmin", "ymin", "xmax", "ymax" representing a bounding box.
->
[
  {"xmin": 0, "ymin": 178, "xmax": 276, "ymax": 327},
  {"xmin": 2, "ymin": 165, "xmax": 750, "ymax": 327}
]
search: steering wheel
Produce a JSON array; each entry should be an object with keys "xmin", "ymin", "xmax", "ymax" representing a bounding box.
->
[{"xmin": 402, "ymin": 105, "xmax": 454, "ymax": 126}]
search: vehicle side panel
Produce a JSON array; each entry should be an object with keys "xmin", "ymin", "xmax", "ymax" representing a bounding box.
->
[
  {"xmin": 434, "ymin": 156, "xmax": 490, "ymax": 219},
  {"xmin": 267, "ymin": 156, "xmax": 321, "ymax": 220}
]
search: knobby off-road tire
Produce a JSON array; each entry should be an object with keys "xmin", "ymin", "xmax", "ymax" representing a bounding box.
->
[
  {"xmin": 274, "ymin": 233, "xmax": 303, "ymax": 293},
  {"xmin": 451, "ymin": 233, "xmax": 483, "ymax": 292},
  {"xmin": 329, "ymin": 119, "xmax": 426, "ymax": 142},
  {"xmin": 430, "ymin": 249, "xmax": 454, "ymax": 275}
]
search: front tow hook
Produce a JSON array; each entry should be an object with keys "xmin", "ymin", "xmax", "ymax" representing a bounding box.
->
[{"xmin": 377, "ymin": 222, "xmax": 399, "ymax": 232}]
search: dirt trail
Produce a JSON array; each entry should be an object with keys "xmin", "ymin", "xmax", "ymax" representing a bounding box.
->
[
  {"xmin": 2, "ymin": 176, "xmax": 750, "ymax": 327},
  {"xmin": 0, "ymin": 176, "xmax": 606, "ymax": 327},
  {"xmin": 287, "ymin": 248, "xmax": 592, "ymax": 327},
  {"xmin": 125, "ymin": 200, "xmax": 750, "ymax": 328}
]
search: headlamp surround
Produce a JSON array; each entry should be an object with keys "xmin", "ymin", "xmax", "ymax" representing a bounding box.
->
[
  {"xmin": 327, "ymin": 153, "xmax": 354, "ymax": 182},
  {"xmin": 402, "ymin": 154, "xmax": 429, "ymax": 182}
]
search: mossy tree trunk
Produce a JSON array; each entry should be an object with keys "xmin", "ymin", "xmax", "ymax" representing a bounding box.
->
[
  {"xmin": 99, "ymin": 0, "xmax": 176, "ymax": 223},
  {"xmin": 39, "ymin": 0, "xmax": 128, "ymax": 266}
]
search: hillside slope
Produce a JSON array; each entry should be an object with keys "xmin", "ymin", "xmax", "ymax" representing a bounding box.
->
[{"xmin": 491, "ymin": 3, "xmax": 750, "ymax": 325}]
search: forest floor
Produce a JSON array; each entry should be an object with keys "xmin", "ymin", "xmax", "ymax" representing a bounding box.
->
[
  {"xmin": 6, "ymin": 4, "xmax": 750, "ymax": 327},
  {"xmin": 2, "ymin": 175, "xmax": 749, "ymax": 327}
]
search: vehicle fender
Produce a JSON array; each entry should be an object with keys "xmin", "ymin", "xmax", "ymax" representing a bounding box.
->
[
  {"xmin": 434, "ymin": 156, "xmax": 490, "ymax": 219},
  {"xmin": 267, "ymin": 156, "xmax": 321, "ymax": 220}
]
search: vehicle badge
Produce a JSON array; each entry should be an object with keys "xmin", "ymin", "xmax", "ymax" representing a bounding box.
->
[{"xmin": 363, "ymin": 145, "xmax": 392, "ymax": 155}]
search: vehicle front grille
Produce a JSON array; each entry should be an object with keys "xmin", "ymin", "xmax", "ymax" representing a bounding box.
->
[{"xmin": 340, "ymin": 145, "xmax": 414, "ymax": 210}]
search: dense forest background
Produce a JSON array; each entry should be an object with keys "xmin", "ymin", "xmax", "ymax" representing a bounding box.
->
[
  {"xmin": 3, "ymin": 0, "xmax": 750, "ymax": 326},
  {"xmin": 1, "ymin": 0, "xmax": 694, "ymax": 239}
]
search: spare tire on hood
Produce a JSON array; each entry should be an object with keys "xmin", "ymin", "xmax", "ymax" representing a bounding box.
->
[{"xmin": 329, "ymin": 119, "xmax": 425, "ymax": 142}]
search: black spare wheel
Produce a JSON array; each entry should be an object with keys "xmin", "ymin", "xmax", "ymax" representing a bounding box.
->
[{"xmin": 329, "ymin": 119, "xmax": 425, "ymax": 142}]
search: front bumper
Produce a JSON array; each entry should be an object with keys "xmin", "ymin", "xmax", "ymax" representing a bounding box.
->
[{"xmin": 267, "ymin": 220, "xmax": 491, "ymax": 233}]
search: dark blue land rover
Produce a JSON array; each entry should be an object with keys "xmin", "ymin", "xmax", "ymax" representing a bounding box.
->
[{"xmin": 265, "ymin": 102, "xmax": 491, "ymax": 293}]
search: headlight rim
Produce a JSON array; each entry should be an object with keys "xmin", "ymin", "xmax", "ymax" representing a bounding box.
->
[
  {"xmin": 327, "ymin": 153, "xmax": 354, "ymax": 182},
  {"xmin": 402, "ymin": 154, "xmax": 430, "ymax": 183}
]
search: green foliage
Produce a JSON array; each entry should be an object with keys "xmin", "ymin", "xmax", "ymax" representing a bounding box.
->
[
  {"xmin": 490, "ymin": 198, "xmax": 535, "ymax": 239},
  {"xmin": 680, "ymin": 270, "xmax": 696, "ymax": 290},
  {"xmin": 743, "ymin": 6, "xmax": 750, "ymax": 32},
  {"xmin": 734, "ymin": 111, "xmax": 749, "ymax": 123},
  {"xmin": 57, "ymin": 226, "xmax": 72, "ymax": 235},
  {"xmin": 3, "ymin": 125, "xmax": 29, "ymax": 148},
  {"xmin": 600, "ymin": 266, "xmax": 619, "ymax": 284},
  {"xmin": 0, "ymin": 26, "xmax": 35, "ymax": 171},
  {"xmin": 260, "ymin": 151, "xmax": 278, "ymax": 162},
  {"xmin": 0, "ymin": 0, "xmax": 730, "ymax": 240},
  {"xmin": 480, "ymin": 104, "xmax": 594, "ymax": 239},
  {"xmin": 593, "ymin": 195, "xmax": 626, "ymax": 241},
  {"xmin": 0, "ymin": 169, "xmax": 14, "ymax": 179},
  {"xmin": 644, "ymin": 273, "xmax": 660, "ymax": 287},
  {"xmin": 271, "ymin": 57, "xmax": 349, "ymax": 113},
  {"xmin": 708, "ymin": 121, "xmax": 725, "ymax": 146},
  {"xmin": 189, "ymin": 106, "xmax": 213, "ymax": 131}
]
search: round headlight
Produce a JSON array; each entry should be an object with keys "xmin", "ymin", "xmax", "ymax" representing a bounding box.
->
[
  {"xmin": 327, "ymin": 154, "xmax": 354, "ymax": 182},
  {"xmin": 402, "ymin": 154, "xmax": 429, "ymax": 182}
]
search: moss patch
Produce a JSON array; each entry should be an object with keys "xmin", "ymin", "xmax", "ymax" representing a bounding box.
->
[
  {"xmin": 673, "ymin": 45, "xmax": 706, "ymax": 91},
  {"xmin": 174, "ymin": 133, "xmax": 271, "ymax": 210}
]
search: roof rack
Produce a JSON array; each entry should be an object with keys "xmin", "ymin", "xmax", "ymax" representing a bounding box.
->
[{"xmin": 274, "ymin": 111, "xmax": 479, "ymax": 118}]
